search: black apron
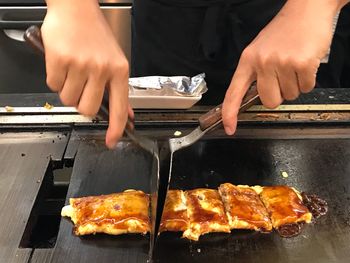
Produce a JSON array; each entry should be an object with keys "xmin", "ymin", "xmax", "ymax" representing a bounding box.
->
[
  {"xmin": 131, "ymin": 0, "xmax": 350, "ymax": 105},
  {"xmin": 317, "ymin": 4, "xmax": 350, "ymax": 90}
]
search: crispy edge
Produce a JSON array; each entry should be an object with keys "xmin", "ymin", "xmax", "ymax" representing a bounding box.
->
[{"xmin": 160, "ymin": 190, "xmax": 189, "ymax": 232}]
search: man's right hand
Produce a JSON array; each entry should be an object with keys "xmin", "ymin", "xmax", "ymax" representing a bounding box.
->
[{"xmin": 43, "ymin": 0, "xmax": 129, "ymax": 149}]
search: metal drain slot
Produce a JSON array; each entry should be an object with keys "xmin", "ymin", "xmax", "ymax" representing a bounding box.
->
[{"xmin": 19, "ymin": 160, "xmax": 73, "ymax": 249}]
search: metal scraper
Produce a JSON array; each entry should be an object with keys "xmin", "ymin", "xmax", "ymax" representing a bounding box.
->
[
  {"xmin": 149, "ymin": 83, "xmax": 260, "ymax": 260},
  {"xmin": 24, "ymin": 25, "xmax": 162, "ymax": 263}
]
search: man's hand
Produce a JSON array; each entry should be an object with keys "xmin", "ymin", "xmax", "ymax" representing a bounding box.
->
[
  {"xmin": 222, "ymin": 0, "xmax": 347, "ymax": 135},
  {"xmin": 43, "ymin": 0, "xmax": 129, "ymax": 148}
]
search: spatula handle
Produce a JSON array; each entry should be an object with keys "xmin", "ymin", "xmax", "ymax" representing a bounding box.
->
[
  {"xmin": 199, "ymin": 83, "xmax": 260, "ymax": 130},
  {"xmin": 198, "ymin": 104, "xmax": 223, "ymax": 131},
  {"xmin": 24, "ymin": 25, "xmax": 45, "ymax": 55}
]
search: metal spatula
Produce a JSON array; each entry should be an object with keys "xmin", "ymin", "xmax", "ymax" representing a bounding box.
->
[
  {"xmin": 149, "ymin": 83, "xmax": 260, "ymax": 260},
  {"xmin": 169, "ymin": 83, "xmax": 259, "ymax": 152},
  {"xmin": 24, "ymin": 25, "xmax": 162, "ymax": 262}
]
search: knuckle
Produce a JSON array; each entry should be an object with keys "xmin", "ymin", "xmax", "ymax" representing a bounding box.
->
[
  {"xmin": 241, "ymin": 47, "xmax": 254, "ymax": 62},
  {"xmin": 93, "ymin": 60, "xmax": 109, "ymax": 76},
  {"xmin": 72, "ymin": 57, "xmax": 88, "ymax": 70},
  {"xmin": 111, "ymin": 58, "xmax": 129, "ymax": 76},
  {"xmin": 58, "ymin": 52, "xmax": 73, "ymax": 66},
  {"xmin": 256, "ymin": 54, "xmax": 271, "ymax": 68},
  {"xmin": 278, "ymin": 55, "xmax": 291, "ymax": 68},
  {"xmin": 293, "ymin": 58, "xmax": 309, "ymax": 71}
]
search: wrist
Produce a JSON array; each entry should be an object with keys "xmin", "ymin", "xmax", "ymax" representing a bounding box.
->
[
  {"xmin": 339, "ymin": 0, "xmax": 350, "ymax": 9},
  {"xmin": 283, "ymin": 0, "xmax": 340, "ymax": 20},
  {"xmin": 46, "ymin": 0, "xmax": 99, "ymax": 10},
  {"xmin": 286, "ymin": 0, "xmax": 349, "ymax": 13}
]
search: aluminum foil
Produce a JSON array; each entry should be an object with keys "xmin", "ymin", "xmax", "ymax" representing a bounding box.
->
[{"xmin": 128, "ymin": 73, "xmax": 207, "ymax": 97}]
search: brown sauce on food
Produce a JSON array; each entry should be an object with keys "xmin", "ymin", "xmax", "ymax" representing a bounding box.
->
[
  {"xmin": 72, "ymin": 191, "xmax": 150, "ymax": 232},
  {"xmin": 186, "ymin": 189, "xmax": 228, "ymax": 226},
  {"xmin": 219, "ymin": 184, "xmax": 272, "ymax": 231},
  {"xmin": 260, "ymin": 186, "xmax": 310, "ymax": 227},
  {"xmin": 160, "ymin": 190, "xmax": 188, "ymax": 232},
  {"xmin": 301, "ymin": 192, "xmax": 328, "ymax": 219},
  {"xmin": 277, "ymin": 222, "xmax": 305, "ymax": 238}
]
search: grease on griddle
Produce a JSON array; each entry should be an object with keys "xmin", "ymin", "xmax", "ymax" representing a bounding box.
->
[
  {"xmin": 276, "ymin": 222, "xmax": 305, "ymax": 238},
  {"xmin": 301, "ymin": 192, "xmax": 328, "ymax": 219}
]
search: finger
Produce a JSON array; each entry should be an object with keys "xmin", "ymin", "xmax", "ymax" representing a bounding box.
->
[
  {"xmin": 45, "ymin": 55, "xmax": 68, "ymax": 92},
  {"xmin": 77, "ymin": 73, "xmax": 106, "ymax": 117},
  {"xmin": 59, "ymin": 64, "xmax": 88, "ymax": 106},
  {"xmin": 105, "ymin": 77, "xmax": 129, "ymax": 149},
  {"xmin": 126, "ymin": 104, "xmax": 135, "ymax": 131},
  {"xmin": 256, "ymin": 68, "xmax": 283, "ymax": 109},
  {"xmin": 222, "ymin": 62, "xmax": 255, "ymax": 135},
  {"xmin": 297, "ymin": 60, "xmax": 319, "ymax": 93},
  {"xmin": 128, "ymin": 104, "xmax": 135, "ymax": 121},
  {"xmin": 277, "ymin": 67, "xmax": 300, "ymax": 101}
]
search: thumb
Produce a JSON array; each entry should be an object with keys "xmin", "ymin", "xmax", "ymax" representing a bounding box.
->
[{"xmin": 222, "ymin": 62, "xmax": 255, "ymax": 135}]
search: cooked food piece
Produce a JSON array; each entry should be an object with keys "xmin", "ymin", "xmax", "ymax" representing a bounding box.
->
[
  {"xmin": 218, "ymin": 183, "xmax": 272, "ymax": 232},
  {"xmin": 259, "ymin": 186, "xmax": 312, "ymax": 229},
  {"xmin": 160, "ymin": 190, "xmax": 189, "ymax": 232},
  {"xmin": 61, "ymin": 190, "xmax": 150, "ymax": 236},
  {"xmin": 183, "ymin": 189, "xmax": 230, "ymax": 241}
]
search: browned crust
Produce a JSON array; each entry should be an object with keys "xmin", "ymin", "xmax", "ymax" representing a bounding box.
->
[
  {"xmin": 68, "ymin": 190, "xmax": 150, "ymax": 235},
  {"xmin": 183, "ymin": 189, "xmax": 230, "ymax": 241},
  {"xmin": 160, "ymin": 190, "xmax": 189, "ymax": 232},
  {"xmin": 259, "ymin": 186, "xmax": 312, "ymax": 228},
  {"xmin": 218, "ymin": 183, "xmax": 272, "ymax": 231}
]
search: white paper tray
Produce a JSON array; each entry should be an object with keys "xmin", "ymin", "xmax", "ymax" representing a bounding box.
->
[{"xmin": 129, "ymin": 94, "xmax": 202, "ymax": 109}]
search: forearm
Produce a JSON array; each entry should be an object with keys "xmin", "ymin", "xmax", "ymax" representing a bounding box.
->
[
  {"xmin": 339, "ymin": 0, "xmax": 350, "ymax": 9},
  {"xmin": 284, "ymin": 0, "xmax": 344, "ymax": 16},
  {"xmin": 46, "ymin": 0, "xmax": 100, "ymax": 11},
  {"xmin": 44, "ymin": 0, "xmax": 105, "ymax": 30}
]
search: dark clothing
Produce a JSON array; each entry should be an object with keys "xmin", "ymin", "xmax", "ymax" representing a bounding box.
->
[
  {"xmin": 131, "ymin": 0, "xmax": 350, "ymax": 105},
  {"xmin": 318, "ymin": 4, "xmax": 350, "ymax": 90}
]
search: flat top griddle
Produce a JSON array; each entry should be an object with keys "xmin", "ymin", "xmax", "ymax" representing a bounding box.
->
[
  {"xmin": 47, "ymin": 130, "xmax": 350, "ymax": 263},
  {"xmin": 1, "ymin": 89, "xmax": 350, "ymax": 263},
  {"xmin": 51, "ymin": 137, "xmax": 152, "ymax": 263},
  {"xmin": 155, "ymin": 138, "xmax": 350, "ymax": 263}
]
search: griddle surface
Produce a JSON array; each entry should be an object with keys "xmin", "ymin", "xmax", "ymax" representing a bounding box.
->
[
  {"xmin": 155, "ymin": 139, "xmax": 350, "ymax": 263},
  {"xmin": 51, "ymin": 136, "xmax": 350, "ymax": 263},
  {"xmin": 51, "ymin": 139, "xmax": 153, "ymax": 263}
]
